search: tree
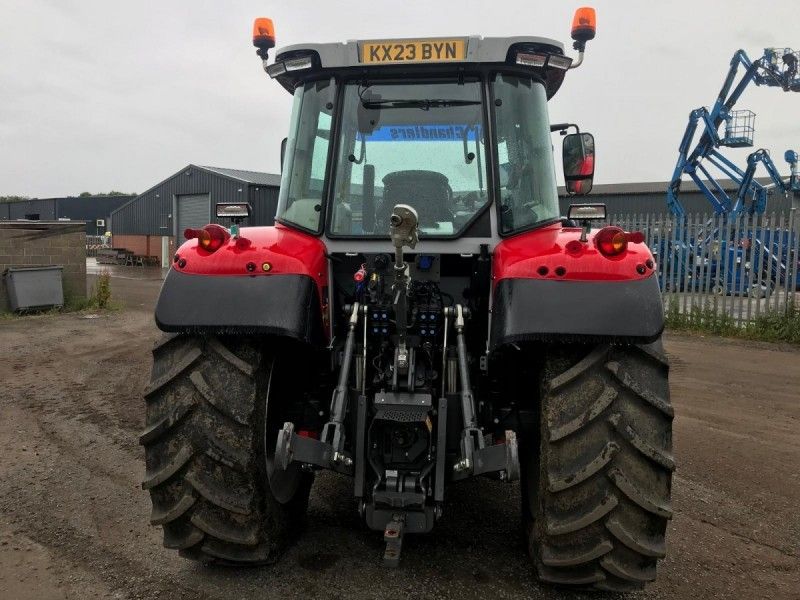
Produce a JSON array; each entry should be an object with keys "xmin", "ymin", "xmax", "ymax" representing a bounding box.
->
[
  {"xmin": 0, "ymin": 196, "xmax": 32, "ymax": 203},
  {"xmin": 78, "ymin": 191, "xmax": 135, "ymax": 197}
]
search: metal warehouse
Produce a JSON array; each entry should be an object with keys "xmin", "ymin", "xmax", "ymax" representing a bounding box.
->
[
  {"xmin": 110, "ymin": 165, "xmax": 281, "ymax": 266},
  {"xmin": 0, "ymin": 195, "xmax": 133, "ymax": 234},
  {"xmin": 559, "ymin": 179, "xmax": 799, "ymax": 217}
]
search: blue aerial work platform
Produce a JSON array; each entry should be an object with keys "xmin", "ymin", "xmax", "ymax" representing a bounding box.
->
[
  {"xmin": 668, "ymin": 47, "xmax": 800, "ymax": 218},
  {"xmin": 664, "ymin": 48, "xmax": 800, "ymax": 294}
]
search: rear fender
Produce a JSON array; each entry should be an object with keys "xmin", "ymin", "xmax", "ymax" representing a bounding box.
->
[
  {"xmin": 156, "ymin": 224, "xmax": 328, "ymax": 344},
  {"xmin": 490, "ymin": 224, "xmax": 663, "ymax": 347}
]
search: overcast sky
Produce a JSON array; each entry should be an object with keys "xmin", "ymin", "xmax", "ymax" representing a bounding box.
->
[{"xmin": 1, "ymin": 0, "xmax": 798, "ymax": 198}]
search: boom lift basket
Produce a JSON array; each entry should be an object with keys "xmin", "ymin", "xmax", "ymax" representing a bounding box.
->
[
  {"xmin": 764, "ymin": 48, "xmax": 800, "ymax": 90},
  {"xmin": 722, "ymin": 109, "xmax": 755, "ymax": 148}
]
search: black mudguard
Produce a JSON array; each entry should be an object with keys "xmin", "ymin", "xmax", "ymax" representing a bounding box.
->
[
  {"xmin": 155, "ymin": 270, "xmax": 324, "ymax": 344},
  {"xmin": 490, "ymin": 276, "xmax": 664, "ymax": 348}
]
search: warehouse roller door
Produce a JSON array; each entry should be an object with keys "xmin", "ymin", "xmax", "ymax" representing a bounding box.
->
[{"xmin": 175, "ymin": 194, "xmax": 210, "ymax": 237}]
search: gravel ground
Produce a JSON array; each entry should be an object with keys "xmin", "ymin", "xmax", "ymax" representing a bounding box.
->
[{"xmin": 0, "ymin": 271, "xmax": 798, "ymax": 599}]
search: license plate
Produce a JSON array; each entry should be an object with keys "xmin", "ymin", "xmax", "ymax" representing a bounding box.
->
[{"xmin": 359, "ymin": 39, "xmax": 467, "ymax": 64}]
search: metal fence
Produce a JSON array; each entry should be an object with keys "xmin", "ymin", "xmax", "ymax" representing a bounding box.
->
[
  {"xmin": 86, "ymin": 234, "xmax": 111, "ymax": 257},
  {"xmin": 608, "ymin": 209, "xmax": 800, "ymax": 327}
]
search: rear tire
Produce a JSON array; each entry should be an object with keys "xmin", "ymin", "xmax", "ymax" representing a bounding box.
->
[
  {"xmin": 523, "ymin": 340, "xmax": 674, "ymax": 591},
  {"xmin": 140, "ymin": 334, "xmax": 312, "ymax": 565}
]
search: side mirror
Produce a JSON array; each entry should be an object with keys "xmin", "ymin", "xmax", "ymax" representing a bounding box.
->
[
  {"xmin": 563, "ymin": 132, "xmax": 595, "ymax": 195},
  {"xmin": 280, "ymin": 137, "xmax": 288, "ymax": 173}
]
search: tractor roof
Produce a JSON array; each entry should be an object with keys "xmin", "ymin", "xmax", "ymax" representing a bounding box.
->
[
  {"xmin": 270, "ymin": 36, "xmax": 569, "ymax": 98},
  {"xmin": 276, "ymin": 36, "xmax": 564, "ymax": 68}
]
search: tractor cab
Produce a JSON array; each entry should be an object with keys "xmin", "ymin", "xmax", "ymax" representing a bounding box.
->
[{"xmin": 255, "ymin": 27, "xmax": 596, "ymax": 249}]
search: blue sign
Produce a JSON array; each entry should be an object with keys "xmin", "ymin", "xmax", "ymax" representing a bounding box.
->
[{"xmin": 359, "ymin": 124, "xmax": 481, "ymax": 142}]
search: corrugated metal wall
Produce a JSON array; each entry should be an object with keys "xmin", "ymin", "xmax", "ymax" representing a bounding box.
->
[
  {"xmin": 56, "ymin": 196, "xmax": 133, "ymax": 234},
  {"xmin": 0, "ymin": 199, "xmax": 57, "ymax": 221},
  {"xmin": 110, "ymin": 167, "xmax": 279, "ymax": 235},
  {"xmin": 248, "ymin": 185, "xmax": 280, "ymax": 226}
]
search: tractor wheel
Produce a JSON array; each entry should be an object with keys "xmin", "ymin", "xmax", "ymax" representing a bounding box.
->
[
  {"xmin": 140, "ymin": 334, "xmax": 312, "ymax": 565},
  {"xmin": 523, "ymin": 340, "xmax": 674, "ymax": 592}
]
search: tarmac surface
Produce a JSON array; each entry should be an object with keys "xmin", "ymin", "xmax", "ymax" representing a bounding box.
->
[{"xmin": 0, "ymin": 264, "xmax": 798, "ymax": 599}]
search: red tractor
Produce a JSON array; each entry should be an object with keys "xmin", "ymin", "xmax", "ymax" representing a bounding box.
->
[{"xmin": 142, "ymin": 8, "xmax": 673, "ymax": 592}]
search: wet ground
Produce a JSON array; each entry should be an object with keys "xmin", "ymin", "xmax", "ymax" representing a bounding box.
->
[
  {"xmin": 0, "ymin": 265, "xmax": 798, "ymax": 599},
  {"xmin": 87, "ymin": 258, "xmax": 166, "ymax": 310}
]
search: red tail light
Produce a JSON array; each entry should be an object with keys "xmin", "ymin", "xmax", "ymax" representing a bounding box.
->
[
  {"xmin": 628, "ymin": 231, "xmax": 645, "ymax": 244},
  {"xmin": 595, "ymin": 226, "xmax": 628, "ymax": 257},
  {"xmin": 184, "ymin": 224, "xmax": 229, "ymax": 253}
]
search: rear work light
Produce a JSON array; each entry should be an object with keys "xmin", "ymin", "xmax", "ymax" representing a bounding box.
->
[
  {"xmin": 284, "ymin": 56, "xmax": 314, "ymax": 72},
  {"xmin": 265, "ymin": 62, "xmax": 287, "ymax": 77},
  {"xmin": 184, "ymin": 224, "xmax": 230, "ymax": 253},
  {"xmin": 516, "ymin": 52, "xmax": 547, "ymax": 67},
  {"xmin": 216, "ymin": 202, "xmax": 251, "ymax": 219},
  {"xmin": 567, "ymin": 203, "xmax": 606, "ymax": 221},
  {"xmin": 266, "ymin": 54, "xmax": 315, "ymax": 79},
  {"xmin": 515, "ymin": 51, "xmax": 573, "ymax": 70},
  {"xmin": 547, "ymin": 54, "xmax": 573, "ymax": 70}
]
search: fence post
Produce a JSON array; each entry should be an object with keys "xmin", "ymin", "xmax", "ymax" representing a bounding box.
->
[
  {"xmin": 754, "ymin": 212, "xmax": 764, "ymax": 321},
  {"xmin": 790, "ymin": 208, "xmax": 799, "ymax": 312},
  {"xmin": 744, "ymin": 212, "xmax": 757, "ymax": 325},
  {"xmin": 781, "ymin": 209, "xmax": 795, "ymax": 314},
  {"xmin": 657, "ymin": 213, "xmax": 666, "ymax": 309},
  {"xmin": 711, "ymin": 213, "xmax": 721, "ymax": 315},
  {"xmin": 773, "ymin": 212, "xmax": 786, "ymax": 314},
  {"xmin": 688, "ymin": 216, "xmax": 694, "ymax": 317},
  {"xmin": 701, "ymin": 213, "xmax": 712, "ymax": 305}
]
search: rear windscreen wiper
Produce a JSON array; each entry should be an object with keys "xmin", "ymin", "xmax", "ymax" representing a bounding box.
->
[{"xmin": 361, "ymin": 99, "xmax": 480, "ymax": 110}]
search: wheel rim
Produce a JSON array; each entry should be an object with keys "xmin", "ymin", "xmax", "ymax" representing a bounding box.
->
[{"xmin": 263, "ymin": 356, "xmax": 304, "ymax": 504}]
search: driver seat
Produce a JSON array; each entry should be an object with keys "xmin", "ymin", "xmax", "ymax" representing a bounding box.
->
[{"xmin": 380, "ymin": 170, "xmax": 452, "ymax": 229}]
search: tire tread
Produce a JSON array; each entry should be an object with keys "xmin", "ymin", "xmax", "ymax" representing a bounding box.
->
[
  {"xmin": 528, "ymin": 340, "xmax": 673, "ymax": 590},
  {"xmin": 141, "ymin": 334, "xmax": 310, "ymax": 565}
]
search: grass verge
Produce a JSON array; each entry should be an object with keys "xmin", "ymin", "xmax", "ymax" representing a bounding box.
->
[{"xmin": 665, "ymin": 298, "xmax": 800, "ymax": 344}]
